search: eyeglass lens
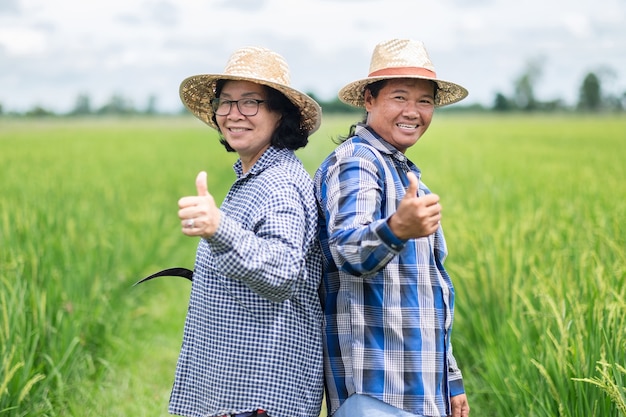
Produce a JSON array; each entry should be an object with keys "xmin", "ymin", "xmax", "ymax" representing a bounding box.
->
[{"xmin": 212, "ymin": 99, "xmax": 263, "ymax": 116}]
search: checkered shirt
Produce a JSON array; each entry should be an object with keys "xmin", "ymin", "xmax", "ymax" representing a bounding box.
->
[
  {"xmin": 314, "ymin": 125, "xmax": 465, "ymax": 417},
  {"xmin": 169, "ymin": 147, "xmax": 324, "ymax": 417}
]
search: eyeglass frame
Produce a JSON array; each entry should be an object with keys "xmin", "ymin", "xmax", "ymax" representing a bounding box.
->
[{"xmin": 210, "ymin": 98, "xmax": 267, "ymax": 117}]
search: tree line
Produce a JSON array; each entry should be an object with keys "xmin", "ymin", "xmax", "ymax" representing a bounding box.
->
[
  {"xmin": 489, "ymin": 60, "xmax": 624, "ymax": 113},
  {"xmin": 1, "ymin": 63, "xmax": 624, "ymax": 117}
]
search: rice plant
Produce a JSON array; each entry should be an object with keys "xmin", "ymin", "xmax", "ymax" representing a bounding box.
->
[{"xmin": 1, "ymin": 114, "xmax": 624, "ymax": 416}]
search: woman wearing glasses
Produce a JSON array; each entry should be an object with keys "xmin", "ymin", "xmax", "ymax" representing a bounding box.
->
[{"xmin": 170, "ymin": 47, "xmax": 324, "ymax": 417}]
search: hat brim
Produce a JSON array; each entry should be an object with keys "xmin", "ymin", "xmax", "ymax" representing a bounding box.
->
[
  {"xmin": 180, "ymin": 74, "xmax": 322, "ymax": 134},
  {"xmin": 338, "ymin": 75, "xmax": 468, "ymax": 108}
]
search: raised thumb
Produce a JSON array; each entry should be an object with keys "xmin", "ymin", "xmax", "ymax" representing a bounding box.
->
[
  {"xmin": 195, "ymin": 171, "xmax": 209, "ymax": 196},
  {"xmin": 405, "ymin": 171, "xmax": 419, "ymax": 199}
]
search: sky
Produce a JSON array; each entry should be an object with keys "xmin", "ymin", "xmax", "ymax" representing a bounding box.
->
[{"xmin": 1, "ymin": 0, "xmax": 625, "ymax": 113}]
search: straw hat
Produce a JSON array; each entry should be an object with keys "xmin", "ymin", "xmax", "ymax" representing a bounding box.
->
[
  {"xmin": 338, "ymin": 39, "xmax": 468, "ymax": 108},
  {"xmin": 180, "ymin": 47, "xmax": 322, "ymax": 133}
]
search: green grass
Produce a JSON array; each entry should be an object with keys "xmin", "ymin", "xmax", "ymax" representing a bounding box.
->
[
  {"xmin": 420, "ymin": 114, "xmax": 626, "ymax": 416},
  {"xmin": 1, "ymin": 114, "xmax": 624, "ymax": 416}
]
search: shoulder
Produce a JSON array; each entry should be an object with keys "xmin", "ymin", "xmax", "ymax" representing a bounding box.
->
[
  {"xmin": 318, "ymin": 137, "xmax": 383, "ymax": 172},
  {"xmin": 319, "ymin": 137, "xmax": 390, "ymax": 180},
  {"xmin": 257, "ymin": 151, "xmax": 314, "ymax": 197},
  {"xmin": 266, "ymin": 150, "xmax": 311, "ymax": 183}
]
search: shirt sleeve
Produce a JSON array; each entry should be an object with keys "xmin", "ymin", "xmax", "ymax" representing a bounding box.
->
[
  {"xmin": 447, "ymin": 342, "xmax": 466, "ymax": 396},
  {"xmin": 322, "ymin": 155, "xmax": 406, "ymax": 277},
  {"xmin": 206, "ymin": 182, "xmax": 309, "ymax": 302}
]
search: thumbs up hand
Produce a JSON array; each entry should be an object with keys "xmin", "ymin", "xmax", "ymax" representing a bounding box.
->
[
  {"xmin": 195, "ymin": 170, "xmax": 210, "ymax": 197},
  {"xmin": 178, "ymin": 171, "xmax": 221, "ymax": 238},
  {"xmin": 388, "ymin": 171, "xmax": 442, "ymax": 240},
  {"xmin": 404, "ymin": 170, "xmax": 420, "ymax": 200}
]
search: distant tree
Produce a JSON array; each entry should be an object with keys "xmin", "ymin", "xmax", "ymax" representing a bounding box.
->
[
  {"xmin": 321, "ymin": 97, "xmax": 361, "ymax": 114},
  {"xmin": 25, "ymin": 105, "xmax": 55, "ymax": 117},
  {"xmin": 577, "ymin": 72, "xmax": 602, "ymax": 111},
  {"xmin": 540, "ymin": 98, "xmax": 566, "ymax": 112},
  {"xmin": 97, "ymin": 94, "xmax": 136, "ymax": 115},
  {"xmin": 493, "ymin": 92, "xmax": 513, "ymax": 112},
  {"xmin": 145, "ymin": 95, "xmax": 158, "ymax": 115},
  {"xmin": 602, "ymin": 92, "xmax": 625, "ymax": 112},
  {"xmin": 69, "ymin": 93, "xmax": 92, "ymax": 116},
  {"xmin": 0, "ymin": 102, "xmax": 3, "ymax": 115},
  {"xmin": 306, "ymin": 91, "xmax": 320, "ymax": 103},
  {"xmin": 306, "ymin": 91, "xmax": 360, "ymax": 114},
  {"xmin": 513, "ymin": 58, "xmax": 543, "ymax": 111}
]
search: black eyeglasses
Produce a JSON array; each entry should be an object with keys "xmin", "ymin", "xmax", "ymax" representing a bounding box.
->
[{"xmin": 211, "ymin": 98, "xmax": 266, "ymax": 116}]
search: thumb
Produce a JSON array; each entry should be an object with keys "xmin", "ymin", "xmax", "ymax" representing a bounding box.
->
[
  {"xmin": 195, "ymin": 171, "xmax": 209, "ymax": 196},
  {"xmin": 405, "ymin": 171, "xmax": 420, "ymax": 199}
]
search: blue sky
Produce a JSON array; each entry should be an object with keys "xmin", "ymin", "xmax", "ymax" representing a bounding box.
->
[{"xmin": 1, "ymin": 0, "xmax": 624, "ymax": 113}]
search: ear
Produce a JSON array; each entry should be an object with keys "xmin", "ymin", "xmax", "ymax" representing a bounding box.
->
[
  {"xmin": 274, "ymin": 113, "xmax": 283, "ymax": 130},
  {"xmin": 364, "ymin": 88, "xmax": 374, "ymax": 112}
]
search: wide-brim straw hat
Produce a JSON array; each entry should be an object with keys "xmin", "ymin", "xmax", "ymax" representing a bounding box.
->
[
  {"xmin": 180, "ymin": 46, "xmax": 322, "ymax": 134},
  {"xmin": 339, "ymin": 39, "xmax": 468, "ymax": 108}
]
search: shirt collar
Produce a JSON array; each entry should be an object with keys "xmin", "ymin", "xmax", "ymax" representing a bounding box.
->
[
  {"xmin": 355, "ymin": 124, "xmax": 409, "ymax": 164},
  {"xmin": 233, "ymin": 146, "xmax": 285, "ymax": 178}
]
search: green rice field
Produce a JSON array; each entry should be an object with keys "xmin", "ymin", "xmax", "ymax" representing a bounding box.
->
[{"xmin": 1, "ymin": 113, "xmax": 625, "ymax": 416}]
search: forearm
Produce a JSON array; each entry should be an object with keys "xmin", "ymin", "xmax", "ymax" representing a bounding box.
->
[
  {"xmin": 208, "ymin": 211, "xmax": 307, "ymax": 302},
  {"xmin": 447, "ymin": 345, "xmax": 465, "ymax": 396},
  {"xmin": 329, "ymin": 218, "xmax": 405, "ymax": 276}
]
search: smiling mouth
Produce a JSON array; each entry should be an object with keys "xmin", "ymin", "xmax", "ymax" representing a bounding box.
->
[
  {"xmin": 397, "ymin": 123, "xmax": 418, "ymax": 129},
  {"xmin": 228, "ymin": 127, "xmax": 250, "ymax": 132}
]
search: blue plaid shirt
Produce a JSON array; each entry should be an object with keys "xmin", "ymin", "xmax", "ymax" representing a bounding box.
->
[
  {"xmin": 169, "ymin": 147, "xmax": 324, "ymax": 417},
  {"xmin": 314, "ymin": 125, "xmax": 465, "ymax": 417}
]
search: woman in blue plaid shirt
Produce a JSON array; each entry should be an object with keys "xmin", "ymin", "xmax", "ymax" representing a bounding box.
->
[
  {"xmin": 315, "ymin": 39, "xmax": 471, "ymax": 417},
  {"xmin": 170, "ymin": 47, "xmax": 324, "ymax": 417}
]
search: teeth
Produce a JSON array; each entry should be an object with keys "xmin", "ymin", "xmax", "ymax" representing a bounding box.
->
[{"xmin": 397, "ymin": 124, "xmax": 416, "ymax": 129}]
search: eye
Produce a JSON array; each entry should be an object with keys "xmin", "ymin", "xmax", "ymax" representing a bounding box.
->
[
  {"xmin": 213, "ymin": 98, "xmax": 231, "ymax": 111},
  {"xmin": 393, "ymin": 95, "xmax": 407, "ymax": 102},
  {"xmin": 241, "ymin": 99, "xmax": 259, "ymax": 107}
]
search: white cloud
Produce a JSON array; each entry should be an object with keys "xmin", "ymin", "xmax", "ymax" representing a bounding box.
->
[
  {"xmin": 0, "ymin": 27, "xmax": 46, "ymax": 54},
  {"xmin": 0, "ymin": 0, "xmax": 624, "ymax": 112},
  {"xmin": 562, "ymin": 14, "xmax": 592, "ymax": 38}
]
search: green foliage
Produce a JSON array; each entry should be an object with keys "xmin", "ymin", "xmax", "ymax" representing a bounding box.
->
[
  {"xmin": 418, "ymin": 114, "xmax": 626, "ymax": 417},
  {"xmin": 0, "ymin": 118, "xmax": 211, "ymax": 415},
  {"xmin": 578, "ymin": 73, "xmax": 602, "ymax": 112},
  {"xmin": 0, "ymin": 114, "xmax": 624, "ymax": 416}
]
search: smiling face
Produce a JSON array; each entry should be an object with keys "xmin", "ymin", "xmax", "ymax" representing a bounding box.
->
[
  {"xmin": 215, "ymin": 80, "xmax": 282, "ymax": 171},
  {"xmin": 364, "ymin": 78, "xmax": 436, "ymax": 153}
]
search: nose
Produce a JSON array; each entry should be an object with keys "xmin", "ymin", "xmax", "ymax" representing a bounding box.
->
[{"xmin": 402, "ymin": 101, "xmax": 420, "ymax": 117}]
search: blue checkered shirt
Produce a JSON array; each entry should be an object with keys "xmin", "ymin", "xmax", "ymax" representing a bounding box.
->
[
  {"xmin": 314, "ymin": 125, "xmax": 465, "ymax": 417},
  {"xmin": 169, "ymin": 147, "xmax": 324, "ymax": 417}
]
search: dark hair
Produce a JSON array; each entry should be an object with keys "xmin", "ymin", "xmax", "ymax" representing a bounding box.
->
[
  {"xmin": 336, "ymin": 79, "xmax": 438, "ymax": 143},
  {"xmin": 212, "ymin": 80, "xmax": 310, "ymax": 152}
]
